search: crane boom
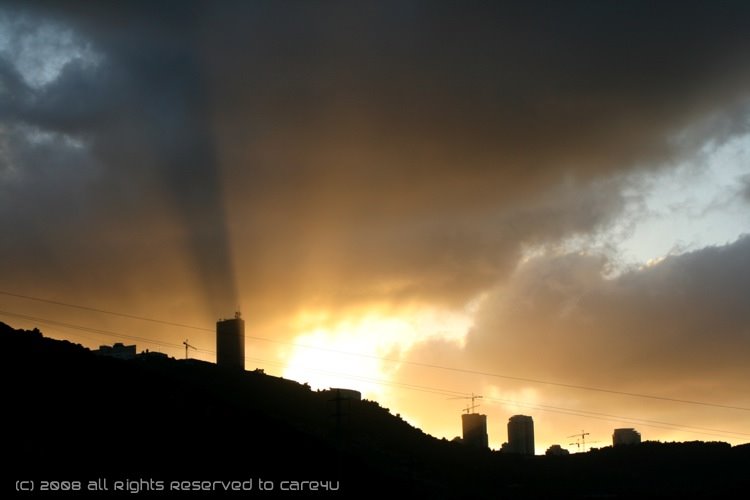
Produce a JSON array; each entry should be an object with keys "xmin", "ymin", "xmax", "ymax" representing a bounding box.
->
[
  {"xmin": 448, "ymin": 393, "xmax": 483, "ymax": 413},
  {"xmin": 567, "ymin": 430, "xmax": 592, "ymax": 452},
  {"xmin": 183, "ymin": 339, "xmax": 197, "ymax": 360}
]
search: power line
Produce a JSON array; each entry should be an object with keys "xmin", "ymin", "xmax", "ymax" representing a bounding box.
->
[
  {"xmin": 480, "ymin": 396, "xmax": 750, "ymax": 439},
  {"xmin": 259, "ymin": 338, "xmax": 750, "ymax": 412},
  {"xmin": 0, "ymin": 310, "xmax": 186, "ymax": 352},
  {"xmin": 0, "ymin": 291, "xmax": 213, "ymax": 332},
  {"xmin": 286, "ymin": 365, "xmax": 750, "ymax": 439},
  {"xmin": 386, "ymin": 359, "xmax": 750, "ymax": 412},
  {"xmin": 0, "ymin": 309, "xmax": 468, "ymax": 401},
  {"xmin": 2, "ymin": 290, "xmax": 749, "ymax": 412},
  {"xmin": 1, "ymin": 308, "xmax": 748, "ymax": 442}
]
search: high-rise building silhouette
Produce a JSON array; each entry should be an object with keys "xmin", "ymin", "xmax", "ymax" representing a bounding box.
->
[
  {"xmin": 506, "ymin": 415, "xmax": 535, "ymax": 455},
  {"xmin": 216, "ymin": 312, "xmax": 245, "ymax": 370},
  {"xmin": 461, "ymin": 413, "xmax": 489, "ymax": 450},
  {"xmin": 613, "ymin": 428, "xmax": 641, "ymax": 446}
]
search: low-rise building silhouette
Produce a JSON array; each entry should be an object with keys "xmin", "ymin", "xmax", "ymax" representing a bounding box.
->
[
  {"xmin": 94, "ymin": 342, "xmax": 136, "ymax": 360},
  {"xmin": 545, "ymin": 444, "xmax": 570, "ymax": 456},
  {"xmin": 321, "ymin": 388, "xmax": 362, "ymax": 401},
  {"xmin": 613, "ymin": 428, "xmax": 641, "ymax": 446},
  {"xmin": 138, "ymin": 349, "xmax": 169, "ymax": 360}
]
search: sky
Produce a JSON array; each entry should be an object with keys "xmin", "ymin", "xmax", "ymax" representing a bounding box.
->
[{"xmin": 1, "ymin": 0, "xmax": 749, "ymax": 453}]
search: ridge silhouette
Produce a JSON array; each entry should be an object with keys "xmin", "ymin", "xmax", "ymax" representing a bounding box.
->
[{"xmin": 4, "ymin": 322, "xmax": 749, "ymax": 498}]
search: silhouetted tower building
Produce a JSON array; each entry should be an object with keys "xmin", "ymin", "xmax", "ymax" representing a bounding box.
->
[
  {"xmin": 462, "ymin": 413, "xmax": 489, "ymax": 450},
  {"xmin": 216, "ymin": 312, "xmax": 245, "ymax": 370},
  {"xmin": 613, "ymin": 428, "xmax": 641, "ymax": 446},
  {"xmin": 507, "ymin": 415, "xmax": 535, "ymax": 455}
]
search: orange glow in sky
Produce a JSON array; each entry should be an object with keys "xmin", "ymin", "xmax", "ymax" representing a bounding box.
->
[{"xmin": 2, "ymin": 1, "xmax": 750, "ymax": 455}]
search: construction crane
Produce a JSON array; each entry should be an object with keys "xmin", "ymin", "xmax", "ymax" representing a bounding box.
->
[
  {"xmin": 448, "ymin": 393, "xmax": 483, "ymax": 413},
  {"xmin": 569, "ymin": 438, "xmax": 600, "ymax": 452},
  {"xmin": 567, "ymin": 430, "xmax": 592, "ymax": 452},
  {"xmin": 182, "ymin": 339, "xmax": 197, "ymax": 360}
]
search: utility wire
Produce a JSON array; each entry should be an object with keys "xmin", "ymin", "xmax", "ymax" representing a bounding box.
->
[
  {"xmin": 1, "ymin": 308, "xmax": 748, "ymax": 441},
  {"xmin": 0, "ymin": 291, "xmax": 213, "ymax": 331},
  {"xmin": 480, "ymin": 396, "xmax": 750, "ymax": 438},
  {"xmin": 0, "ymin": 310, "xmax": 186, "ymax": 351},
  {"xmin": 2, "ymin": 290, "xmax": 749, "ymax": 412}
]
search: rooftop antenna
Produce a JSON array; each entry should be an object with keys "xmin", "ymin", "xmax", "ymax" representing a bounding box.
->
[
  {"xmin": 448, "ymin": 393, "xmax": 483, "ymax": 414},
  {"xmin": 183, "ymin": 339, "xmax": 197, "ymax": 360}
]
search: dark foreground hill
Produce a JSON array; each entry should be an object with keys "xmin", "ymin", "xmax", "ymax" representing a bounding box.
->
[{"xmin": 4, "ymin": 322, "xmax": 749, "ymax": 498}]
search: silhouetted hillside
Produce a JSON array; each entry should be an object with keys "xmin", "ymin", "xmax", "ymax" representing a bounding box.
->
[{"xmin": 4, "ymin": 322, "xmax": 749, "ymax": 498}]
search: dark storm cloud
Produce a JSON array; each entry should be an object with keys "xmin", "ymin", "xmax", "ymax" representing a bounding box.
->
[
  {"xmin": 741, "ymin": 175, "xmax": 750, "ymax": 203},
  {"xmin": 0, "ymin": 56, "xmax": 26, "ymax": 107},
  {"xmin": 202, "ymin": 0, "xmax": 750, "ymax": 310},
  {"xmin": 2, "ymin": 1, "xmax": 750, "ymax": 323},
  {"xmin": 208, "ymin": 0, "xmax": 750, "ymax": 176},
  {"xmin": 456, "ymin": 236, "xmax": 750, "ymax": 401},
  {"xmin": 1, "ymin": 1, "xmax": 237, "ymax": 316}
]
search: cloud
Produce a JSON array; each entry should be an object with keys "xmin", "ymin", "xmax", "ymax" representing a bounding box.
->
[
  {"xmin": 2, "ymin": 1, "xmax": 750, "ymax": 329},
  {"xmin": 202, "ymin": 0, "xmax": 750, "ymax": 312},
  {"xmin": 444, "ymin": 236, "xmax": 750, "ymax": 403},
  {"xmin": 1, "ymin": 2, "xmax": 237, "ymax": 317},
  {"xmin": 741, "ymin": 174, "xmax": 750, "ymax": 203}
]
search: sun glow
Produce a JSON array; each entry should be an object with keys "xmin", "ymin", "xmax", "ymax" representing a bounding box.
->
[{"xmin": 282, "ymin": 308, "xmax": 471, "ymax": 400}]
